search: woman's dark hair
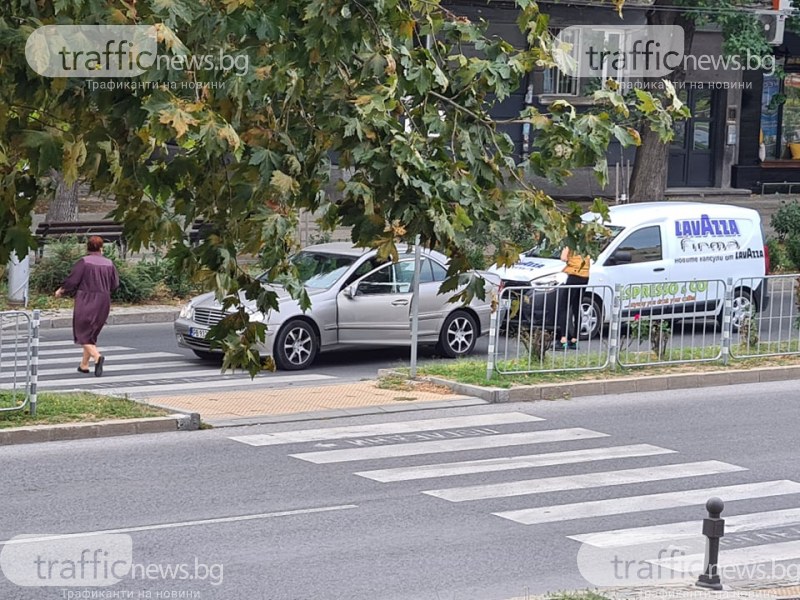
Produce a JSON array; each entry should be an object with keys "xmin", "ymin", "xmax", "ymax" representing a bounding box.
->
[{"xmin": 87, "ymin": 236, "xmax": 104, "ymax": 252}]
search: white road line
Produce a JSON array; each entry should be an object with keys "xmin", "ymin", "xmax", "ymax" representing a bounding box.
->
[
  {"xmin": 34, "ymin": 346, "xmax": 132, "ymax": 357},
  {"xmin": 494, "ymin": 480, "xmax": 800, "ymax": 525},
  {"xmin": 424, "ymin": 461, "xmax": 746, "ymax": 502},
  {"xmin": 356, "ymin": 444, "xmax": 677, "ymax": 483},
  {"xmin": 48, "ymin": 373, "xmax": 337, "ymax": 395},
  {"xmin": 2, "ymin": 368, "xmax": 252, "ymax": 388},
  {"xmin": 0, "ymin": 360, "xmax": 196, "ymax": 380},
  {"xmin": 230, "ymin": 413, "xmax": 545, "ymax": 447},
  {"xmin": 570, "ymin": 507, "xmax": 800, "ymax": 548},
  {"xmin": 33, "ymin": 352, "xmax": 183, "ymax": 367},
  {"xmin": 651, "ymin": 539, "xmax": 800, "ymax": 574},
  {"xmin": 290, "ymin": 428, "xmax": 610, "ymax": 464},
  {"xmin": 0, "ymin": 504, "xmax": 358, "ymax": 546}
]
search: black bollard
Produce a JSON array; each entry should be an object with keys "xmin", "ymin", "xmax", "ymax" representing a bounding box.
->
[{"xmin": 696, "ymin": 497, "xmax": 725, "ymax": 590}]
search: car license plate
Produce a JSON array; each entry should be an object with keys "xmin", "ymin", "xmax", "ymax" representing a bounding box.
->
[{"xmin": 189, "ymin": 327, "xmax": 209, "ymax": 339}]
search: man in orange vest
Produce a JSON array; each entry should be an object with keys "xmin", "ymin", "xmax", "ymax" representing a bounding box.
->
[{"xmin": 556, "ymin": 247, "xmax": 590, "ymax": 350}]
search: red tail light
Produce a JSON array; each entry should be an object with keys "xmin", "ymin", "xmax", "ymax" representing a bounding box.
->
[{"xmin": 764, "ymin": 244, "xmax": 771, "ymax": 274}]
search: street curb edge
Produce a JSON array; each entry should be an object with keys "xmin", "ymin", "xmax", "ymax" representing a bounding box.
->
[{"xmin": 0, "ymin": 413, "xmax": 201, "ymax": 446}]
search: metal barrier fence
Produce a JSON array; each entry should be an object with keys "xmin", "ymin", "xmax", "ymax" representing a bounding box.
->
[
  {"xmin": 0, "ymin": 310, "xmax": 40, "ymax": 416},
  {"xmin": 730, "ymin": 274, "xmax": 800, "ymax": 359},
  {"xmin": 490, "ymin": 284, "xmax": 613, "ymax": 375},
  {"xmin": 488, "ymin": 276, "xmax": 800, "ymax": 375},
  {"xmin": 616, "ymin": 279, "xmax": 726, "ymax": 368}
]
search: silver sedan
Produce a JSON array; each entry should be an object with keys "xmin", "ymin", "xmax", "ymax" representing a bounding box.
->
[{"xmin": 174, "ymin": 242, "xmax": 498, "ymax": 370}]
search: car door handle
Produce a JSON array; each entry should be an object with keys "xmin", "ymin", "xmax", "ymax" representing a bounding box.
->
[
  {"xmin": 392, "ymin": 299, "xmax": 410, "ymax": 306},
  {"xmin": 653, "ymin": 267, "xmax": 665, "ymax": 272}
]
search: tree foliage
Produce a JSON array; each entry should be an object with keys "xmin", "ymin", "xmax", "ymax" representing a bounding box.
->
[{"xmin": 0, "ymin": 0, "xmax": 682, "ymax": 374}]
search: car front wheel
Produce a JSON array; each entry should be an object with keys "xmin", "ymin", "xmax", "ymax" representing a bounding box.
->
[
  {"xmin": 579, "ymin": 295, "xmax": 602, "ymax": 339},
  {"xmin": 437, "ymin": 310, "xmax": 478, "ymax": 358},
  {"xmin": 274, "ymin": 320, "xmax": 319, "ymax": 371}
]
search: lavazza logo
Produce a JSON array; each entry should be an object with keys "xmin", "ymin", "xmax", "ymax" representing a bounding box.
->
[{"xmin": 24, "ymin": 24, "xmax": 249, "ymax": 80}]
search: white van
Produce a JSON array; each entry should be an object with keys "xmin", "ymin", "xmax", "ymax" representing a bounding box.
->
[{"xmin": 490, "ymin": 202, "xmax": 770, "ymax": 338}]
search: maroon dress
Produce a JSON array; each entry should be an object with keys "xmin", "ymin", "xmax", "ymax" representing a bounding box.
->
[{"xmin": 60, "ymin": 253, "xmax": 120, "ymax": 345}]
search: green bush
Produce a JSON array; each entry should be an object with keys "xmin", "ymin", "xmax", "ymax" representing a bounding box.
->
[
  {"xmin": 30, "ymin": 238, "xmax": 84, "ymax": 294},
  {"xmin": 771, "ymin": 200, "xmax": 800, "ymax": 241},
  {"xmin": 135, "ymin": 255, "xmax": 199, "ymax": 298},
  {"xmin": 784, "ymin": 236, "xmax": 800, "ymax": 273},
  {"xmin": 765, "ymin": 237, "xmax": 790, "ymax": 273}
]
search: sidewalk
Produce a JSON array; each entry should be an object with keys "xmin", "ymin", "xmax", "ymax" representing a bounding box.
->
[
  {"xmin": 33, "ymin": 304, "xmax": 179, "ymax": 329},
  {"xmin": 508, "ymin": 581, "xmax": 800, "ymax": 600},
  {"xmin": 143, "ymin": 380, "xmax": 486, "ymax": 426}
]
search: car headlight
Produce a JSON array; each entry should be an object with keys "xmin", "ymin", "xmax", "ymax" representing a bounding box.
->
[
  {"xmin": 530, "ymin": 272, "xmax": 568, "ymax": 287},
  {"xmin": 179, "ymin": 302, "xmax": 194, "ymax": 320}
]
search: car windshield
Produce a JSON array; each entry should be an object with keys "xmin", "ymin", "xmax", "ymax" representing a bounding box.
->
[
  {"xmin": 523, "ymin": 226, "xmax": 625, "ymax": 258},
  {"xmin": 290, "ymin": 251, "xmax": 357, "ymax": 289}
]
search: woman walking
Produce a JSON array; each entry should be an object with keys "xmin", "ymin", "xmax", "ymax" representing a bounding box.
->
[
  {"xmin": 555, "ymin": 247, "xmax": 590, "ymax": 351},
  {"xmin": 55, "ymin": 236, "xmax": 120, "ymax": 376}
]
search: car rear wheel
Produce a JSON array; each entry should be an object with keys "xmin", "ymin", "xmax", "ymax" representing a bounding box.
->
[
  {"xmin": 274, "ymin": 320, "xmax": 318, "ymax": 371},
  {"xmin": 730, "ymin": 288, "xmax": 756, "ymax": 333},
  {"xmin": 437, "ymin": 310, "xmax": 478, "ymax": 358}
]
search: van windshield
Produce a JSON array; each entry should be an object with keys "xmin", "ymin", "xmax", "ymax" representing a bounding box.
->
[{"xmin": 524, "ymin": 226, "xmax": 625, "ymax": 258}]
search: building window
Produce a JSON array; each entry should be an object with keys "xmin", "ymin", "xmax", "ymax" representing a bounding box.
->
[{"xmin": 542, "ymin": 28, "xmax": 628, "ymax": 98}]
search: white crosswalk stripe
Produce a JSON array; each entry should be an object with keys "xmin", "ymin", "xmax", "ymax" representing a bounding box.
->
[
  {"xmin": 356, "ymin": 444, "xmax": 676, "ymax": 483},
  {"xmin": 290, "ymin": 428, "xmax": 610, "ymax": 464},
  {"xmin": 570, "ymin": 507, "xmax": 800, "ymax": 548},
  {"xmin": 230, "ymin": 413, "xmax": 544, "ymax": 447},
  {"xmin": 423, "ymin": 461, "xmax": 747, "ymax": 502},
  {"xmin": 494, "ymin": 481, "xmax": 800, "ymax": 525},
  {"xmin": 2, "ymin": 340, "xmax": 336, "ymax": 396},
  {"xmin": 235, "ymin": 410, "xmax": 800, "ymax": 574}
]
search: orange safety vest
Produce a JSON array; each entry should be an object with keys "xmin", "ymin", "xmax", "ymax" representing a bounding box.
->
[{"xmin": 564, "ymin": 252, "xmax": 590, "ymax": 278}]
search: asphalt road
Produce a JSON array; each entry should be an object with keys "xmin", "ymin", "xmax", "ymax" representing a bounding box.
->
[{"xmin": 0, "ymin": 381, "xmax": 799, "ymax": 599}]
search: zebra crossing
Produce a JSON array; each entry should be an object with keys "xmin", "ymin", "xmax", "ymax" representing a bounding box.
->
[
  {"xmin": 0, "ymin": 339, "xmax": 335, "ymax": 397},
  {"xmin": 230, "ymin": 411, "xmax": 800, "ymax": 583}
]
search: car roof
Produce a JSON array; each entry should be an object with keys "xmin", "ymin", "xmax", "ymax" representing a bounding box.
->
[
  {"xmin": 583, "ymin": 202, "xmax": 760, "ymax": 228},
  {"xmin": 300, "ymin": 242, "xmax": 449, "ymax": 263}
]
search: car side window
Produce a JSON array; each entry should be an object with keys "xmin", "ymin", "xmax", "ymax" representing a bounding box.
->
[
  {"xmin": 357, "ymin": 263, "xmax": 396, "ymax": 295},
  {"xmin": 429, "ymin": 259, "xmax": 448, "ymax": 282},
  {"xmin": 343, "ymin": 256, "xmax": 386, "ymax": 288},
  {"xmin": 417, "ymin": 259, "xmax": 435, "ymax": 284},
  {"xmin": 613, "ymin": 226, "xmax": 663, "ymax": 264}
]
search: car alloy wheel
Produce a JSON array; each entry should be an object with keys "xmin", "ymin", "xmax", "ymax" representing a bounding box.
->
[
  {"xmin": 274, "ymin": 320, "xmax": 318, "ymax": 370},
  {"xmin": 579, "ymin": 296, "xmax": 602, "ymax": 339},
  {"xmin": 438, "ymin": 311, "xmax": 478, "ymax": 358},
  {"xmin": 730, "ymin": 289, "xmax": 755, "ymax": 332}
]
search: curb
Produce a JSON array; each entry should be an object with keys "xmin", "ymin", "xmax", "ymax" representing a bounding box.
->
[
  {"xmin": 39, "ymin": 309, "xmax": 179, "ymax": 330},
  {"xmin": 0, "ymin": 413, "xmax": 201, "ymax": 446},
  {"xmin": 379, "ymin": 364, "xmax": 800, "ymax": 403}
]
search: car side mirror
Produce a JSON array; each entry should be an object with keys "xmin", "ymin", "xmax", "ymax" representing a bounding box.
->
[
  {"xmin": 344, "ymin": 284, "xmax": 358, "ymax": 298},
  {"xmin": 608, "ymin": 250, "xmax": 632, "ymax": 265}
]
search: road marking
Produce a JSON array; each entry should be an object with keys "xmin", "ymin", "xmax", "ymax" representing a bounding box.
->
[
  {"xmin": 230, "ymin": 413, "xmax": 544, "ymax": 447},
  {"xmin": 290, "ymin": 428, "xmax": 609, "ymax": 464},
  {"xmin": 651, "ymin": 539, "xmax": 800, "ymax": 573},
  {"xmin": 355, "ymin": 444, "xmax": 676, "ymax": 483},
  {"xmin": 570, "ymin": 506, "xmax": 800, "ymax": 548},
  {"xmin": 33, "ymin": 352, "xmax": 183, "ymax": 367},
  {"xmin": 34, "ymin": 346, "xmax": 132, "ymax": 357},
  {"xmin": 423, "ymin": 461, "xmax": 746, "ymax": 502},
  {"xmin": 48, "ymin": 373, "xmax": 337, "ymax": 395},
  {"xmin": 0, "ymin": 504, "xmax": 358, "ymax": 546},
  {"xmin": 0, "ymin": 360, "xmax": 196, "ymax": 380},
  {"xmin": 494, "ymin": 480, "xmax": 800, "ymax": 525}
]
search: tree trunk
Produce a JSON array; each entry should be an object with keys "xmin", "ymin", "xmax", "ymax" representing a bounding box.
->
[
  {"xmin": 46, "ymin": 170, "xmax": 80, "ymax": 222},
  {"xmin": 629, "ymin": 3, "xmax": 696, "ymax": 202}
]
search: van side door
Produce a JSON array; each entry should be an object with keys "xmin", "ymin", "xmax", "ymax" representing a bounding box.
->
[{"xmin": 603, "ymin": 225, "xmax": 673, "ymax": 318}]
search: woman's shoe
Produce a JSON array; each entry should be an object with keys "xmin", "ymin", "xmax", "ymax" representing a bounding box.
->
[
  {"xmin": 554, "ymin": 341, "xmax": 567, "ymax": 351},
  {"xmin": 95, "ymin": 355, "xmax": 105, "ymax": 377},
  {"xmin": 77, "ymin": 366, "xmax": 90, "ymax": 374},
  {"xmin": 567, "ymin": 341, "xmax": 578, "ymax": 350}
]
